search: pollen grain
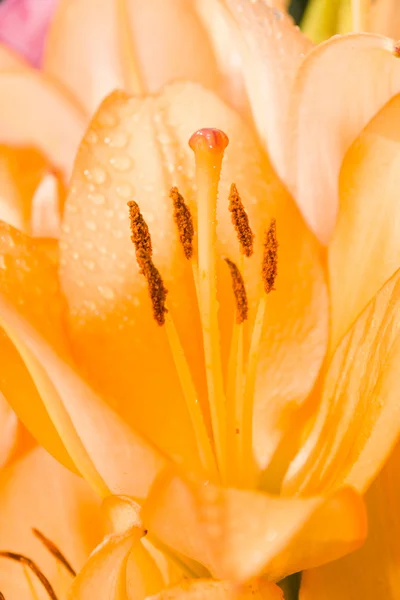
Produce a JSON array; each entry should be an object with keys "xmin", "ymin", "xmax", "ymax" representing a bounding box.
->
[
  {"xmin": 224, "ymin": 258, "xmax": 248, "ymax": 324},
  {"xmin": 228, "ymin": 183, "xmax": 254, "ymax": 257},
  {"xmin": 262, "ymin": 218, "xmax": 278, "ymax": 294},
  {"xmin": 136, "ymin": 249, "xmax": 168, "ymax": 326},
  {"xmin": 170, "ymin": 186, "xmax": 194, "ymax": 259},
  {"xmin": 128, "ymin": 200, "xmax": 152, "ymax": 261}
]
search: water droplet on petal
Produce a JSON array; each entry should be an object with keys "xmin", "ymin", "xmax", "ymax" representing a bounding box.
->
[
  {"xmin": 109, "ymin": 155, "xmax": 132, "ymax": 172},
  {"xmin": 86, "ymin": 130, "xmax": 98, "ymax": 144},
  {"xmin": 108, "ymin": 132, "xmax": 129, "ymax": 149},
  {"xmin": 98, "ymin": 285, "xmax": 115, "ymax": 300},
  {"xmin": 98, "ymin": 110, "xmax": 118, "ymax": 127},
  {"xmin": 85, "ymin": 220, "xmax": 97, "ymax": 231},
  {"xmin": 116, "ymin": 183, "xmax": 133, "ymax": 199},
  {"xmin": 89, "ymin": 193, "xmax": 106, "ymax": 206}
]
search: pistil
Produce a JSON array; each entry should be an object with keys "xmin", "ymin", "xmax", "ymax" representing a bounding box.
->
[{"xmin": 189, "ymin": 128, "xmax": 229, "ymax": 482}]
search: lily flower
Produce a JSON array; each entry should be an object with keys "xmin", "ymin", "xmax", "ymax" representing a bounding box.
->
[
  {"xmin": 1, "ymin": 0, "xmax": 400, "ymax": 598},
  {"xmin": 2, "ymin": 69, "xmax": 400, "ymax": 597}
]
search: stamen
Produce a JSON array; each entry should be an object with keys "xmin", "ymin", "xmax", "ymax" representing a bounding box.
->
[
  {"xmin": 0, "ymin": 552, "xmax": 58, "ymax": 600},
  {"xmin": 224, "ymin": 258, "xmax": 248, "ymax": 324},
  {"xmin": 136, "ymin": 249, "xmax": 168, "ymax": 326},
  {"xmin": 127, "ymin": 200, "xmax": 218, "ymax": 478},
  {"xmin": 32, "ymin": 528, "xmax": 76, "ymax": 577},
  {"xmin": 128, "ymin": 200, "xmax": 152, "ymax": 261},
  {"xmin": 189, "ymin": 128, "xmax": 229, "ymax": 481},
  {"xmin": 170, "ymin": 186, "xmax": 194, "ymax": 260},
  {"xmin": 262, "ymin": 219, "xmax": 278, "ymax": 294},
  {"xmin": 241, "ymin": 218, "xmax": 278, "ymax": 487},
  {"xmin": 228, "ymin": 183, "xmax": 254, "ymax": 257}
]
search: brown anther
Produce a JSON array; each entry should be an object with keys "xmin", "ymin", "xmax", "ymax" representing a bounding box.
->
[
  {"xmin": 128, "ymin": 200, "xmax": 152, "ymax": 262},
  {"xmin": 170, "ymin": 186, "xmax": 194, "ymax": 259},
  {"xmin": 136, "ymin": 249, "xmax": 168, "ymax": 326},
  {"xmin": 0, "ymin": 552, "xmax": 58, "ymax": 600},
  {"xmin": 224, "ymin": 258, "xmax": 248, "ymax": 324},
  {"xmin": 262, "ymin": 219, "xmax": 278, "ymax": 294},
  {"xmin": 32, "ymin": 528, "xmax": 76, "ymax": 577},
  {"xmin": 228, "ymin": 183, "xmax": 254, "ymax": 257}
]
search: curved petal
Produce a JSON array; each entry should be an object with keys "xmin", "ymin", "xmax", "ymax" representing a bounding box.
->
[
  {"xmin": 196, "ymin": 0, "xmax": 313, "ymax": 177},
  {"xmin": 59, "ymin": 83, "xmax": 327, "ymax": 474},
  {"xmin": 299, "ymin": 440, "xmax": 400, "ymax": 600},
  {"xmin": 149, "ymin": 579, "xmax": 283, "ymax": 600},
  {"xmin": 0, "ymin": 145, "xmax": 49, "ymax": 233},
  {"xmin": 0, "ymin": 222, "xmax": 164, "ymax": 497},
  {"xmin": 0, "ymin": 446, "xmax": 103, "ymax": 600},
  {"xmin": 44, "ymin": 0, "xmax": 221, "ymax": 115},
  {"xmin": 0, "ymin": 0, "xmax": 58, "ymax": 66},
  {"xmin": 0, "ymin": 69, "xmax": 86, "ymax": 178},
  {"xmin": 0, "ymin": 393, "xmax": 19, "ymax": 468},
  {"xmin": 143, "ymin": 470, "xmax": 366, "ymax": 582},
  {"xmin": 68, "ymin": 527, "xmax": 167, "ymax": 600},
  {"xmin": 329, "ymin": 91, "xmax": 400, "ymax": 351},
  {"xmin": 285, "ymin": 33, "xmax": 400, "ymax": 243},
  {"xmin": 283, "ymin": 268, "xmax": 400, "ymax": 496}
]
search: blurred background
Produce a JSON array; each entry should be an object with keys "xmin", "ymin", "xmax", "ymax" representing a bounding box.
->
[{"xmin": 289, "ymin": 0, "xmax": 310, "ymax": 23}]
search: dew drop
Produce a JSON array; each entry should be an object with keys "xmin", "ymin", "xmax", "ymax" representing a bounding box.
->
[
  {"xmin": 61, "ymin": 223, "xmax": 71, "ymax": 234},
  {"xmin": 85, "ymin": 220, "xmax": 97, "ymax": 231},
  {"xmin": 104, "ymin": 209, "xmax": 115, "ymax": 219},
  {"xmin": 108, "ymin": 132, "xmax": 129, "ymax": 149},
  {"xmin": 84, "ymin": 167, "xmax": 107, "ymax": 185},
  {"xmin": 83, "ymin": 259, "xmax": 95, "ymax": 271},
  {"xmin": 86, "ymin": 130, "xmax": 98, "ymax": 144},
  {"xmin": 98, "ymin": 110, "xmax": 118, "ymax": 127},
  {"xmin": 116, "ymin": 183, "xmax": 133, "ymax": 199},
  {"xmin": 98, "ymin": 285, "xmax": 115, "ymax": 300},
  {"xmin": 109, "ymin": 155, "xmax": 132, "ymax": 172},
  {"xmin": 89, "ymin": 192, "xmax": 106, "ymax": 206}
]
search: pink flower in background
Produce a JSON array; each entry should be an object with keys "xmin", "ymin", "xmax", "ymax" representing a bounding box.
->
[{"xmin": 0, "ymin": 0, "xmax": 58, "ymax": 66}]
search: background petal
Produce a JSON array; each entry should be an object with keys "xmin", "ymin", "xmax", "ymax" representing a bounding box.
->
[
  {"xmin": 329, "ymin": 91, "xmax": 400, "ymax": 350},
  {"xmin": 283, "ymin": 268, "xmax": 400, "ymax": 495},
  {"xmin": 143, "ymin": 471, "xmax": 366, "ymax": 582},
  {"xmin": 44, "ymin": 0, "xmax": 222, "ymax": 115},
  {"xmin": 300, "ymin": 441, "xmax": 400, "ymax": 600},
  {"xmin": 0, "ymin": 446, "xmax": 103, "ymax": 600},
  {"xmin": 285, "ymin": 34, "xmax": 400, "ymax": 243}
]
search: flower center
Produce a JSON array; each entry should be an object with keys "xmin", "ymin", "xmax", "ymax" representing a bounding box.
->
[{"xmin": 128, "ymin": 128, "xmax": 277, "ymax": 488}]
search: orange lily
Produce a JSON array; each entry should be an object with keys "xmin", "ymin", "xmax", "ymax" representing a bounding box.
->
[{"xmin": 1, "ymin": 0, "xmax": 400, "ymax": 598}]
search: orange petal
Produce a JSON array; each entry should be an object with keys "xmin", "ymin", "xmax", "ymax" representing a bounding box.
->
[
  {"xmin": 149, "ymin": 579, "xmax": 283, "ymax": 600},
  {"xmin": 0, "ymin": 222, "xmax": 164, "ymax": 497},
  {"xmin": 143, "ymin": 470, "xmax": 366, "ymax": 582},
  {"xmin": 0, "ymin": 223, "xmax": 80, "ymax": 472},
  {"xmin": 0, "ymin": 446, "xmax": 103, "ymax": 600},
  {"xmin": 300, "ymin": 441, "xmax": 400, "ymax": 600},
  {"xmin": 0, "ymin": 69, "xmax": 86, "ymax": 178},
  {"xmin": 329, "ymin": 91, "xmax": 400, "ymax": 350},
  {"xmin": 60, "ymin": 83, "xmax": 327, "ymax": 474},
  {"xmin": 44, "ymin": 0, "xmax": 221, "ymax": 115},
  {"xmin": 68, "ymin": 527, "xmax": 167, "ymax": 599},
  {"xmin": 283, "ymin": 267, "xmax": 400, "ymax": 496},
  {"xmin": 0, "ymin": 393, "xmax": 19, "ymax": 468},
  {"xmin": 197, "ymin": 0, "xmax": 312, "ymax": 178},
  {"xmin": 0, "ymin": 145, "xmax": 49, "ymax": 233},
  {"xmin": 285, "ymin": 34, "xmax": 400, "ymax": 243}
]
